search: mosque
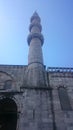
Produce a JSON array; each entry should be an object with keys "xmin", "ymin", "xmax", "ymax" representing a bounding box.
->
[{"xmin": 0, "ymin": 12, "xmax": 73, "ymax": 130}]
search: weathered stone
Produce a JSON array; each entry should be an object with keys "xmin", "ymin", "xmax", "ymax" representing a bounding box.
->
[{"xmin": 0, "ymin": 12, "xmax": 73, "ymax": 130}]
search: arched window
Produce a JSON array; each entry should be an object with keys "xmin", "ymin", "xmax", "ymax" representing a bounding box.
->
[
  {"xmin": 58, "ymin": 87, "xmax": 72, "ymax": 111},
  {"xmin": 0, "ymin": 98, "xmax": 17, "ymax": 130},
  {"xmin": 4, "ymin": 80, "xmax": 12, "ymax": 89}
]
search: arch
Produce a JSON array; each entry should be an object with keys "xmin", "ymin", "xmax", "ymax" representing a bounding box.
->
[
  {"xmin": 4, "ymin": 80, "xmax": 12, "ymax": 89},
  {"xmin": 58, "ymin": 86, "xmax": 72, "ymax": 111},
  {"xmin": 0, "ymin": 71, "xmax": 16, "ymax": 90},
  {"xmin": 0, "ymin": 71, "xmax": 14, "ymax": 80},
  {"xmin": 12, "ymin": 96, "xmax": 21, "ymax": 113},
  {"xmin": 0, "ymin": 98, "xmax": 17, "ymax": 130}
]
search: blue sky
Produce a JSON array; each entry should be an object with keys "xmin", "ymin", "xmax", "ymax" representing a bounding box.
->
[{"xmin": 0, "ymin": 0, "xmax": 73, "ymax": 68}]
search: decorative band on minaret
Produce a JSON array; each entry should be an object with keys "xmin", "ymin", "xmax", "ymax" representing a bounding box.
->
[
  {"xmin": 28, "ymin": 12, "xmax": 44, "ymax": 45},
  {"xmin": 27, "ymin": 33, "xmax": 44, "ymax": 46},
  {"xmin": 26, "ymin": 12, "xmax": 46, "ymax": 87},
  {"xmin": 27, "ymin": 12, "xmax": 44, "ymax": 46}
]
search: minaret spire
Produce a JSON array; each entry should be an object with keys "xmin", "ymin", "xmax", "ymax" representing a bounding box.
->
[
  {"xmin": 27, "ymin": 12, "xmax": 45, "ymax": 87},
  {"xmin": 27, "ymin": 12, "xmax": 44, "ymax": 64}
]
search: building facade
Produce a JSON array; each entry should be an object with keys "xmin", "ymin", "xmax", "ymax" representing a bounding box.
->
[{"xmin": 0, "ymin": 12, "xmax": 73, "ymax": 130}]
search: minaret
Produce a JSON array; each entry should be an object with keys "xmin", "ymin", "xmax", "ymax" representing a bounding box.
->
[{"xmin": 27, "ymin": 12, "xmax": 45, "ymax": 87}]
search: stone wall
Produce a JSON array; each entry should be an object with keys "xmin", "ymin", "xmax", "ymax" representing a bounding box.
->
[
  {"xmin": 18, "ymin": 89, "xmax": 53, "ymax": 130},
  {"xmin": 48, "ymin": 71, "xmax": 73, "ymax": 130},
  {"xmin": 0, "ymin": 65, "xmax": 27, "ymax": 91},
  {"xmin": 0, "ymin": 65, "xmax": 73, "ymax": 130}
]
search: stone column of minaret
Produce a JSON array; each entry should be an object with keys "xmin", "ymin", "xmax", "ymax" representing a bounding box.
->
[{"xmin": 27, "ymin": 12, "xmax": 46, "ymax": 87}]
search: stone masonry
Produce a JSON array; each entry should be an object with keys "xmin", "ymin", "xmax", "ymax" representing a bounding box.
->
[{"xmin": 0, "ymin": 12, "xmax": 73, "ymax": 130}]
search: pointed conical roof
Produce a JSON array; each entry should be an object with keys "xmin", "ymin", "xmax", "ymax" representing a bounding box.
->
[
  {"xmin": 33, "ymin": 11, "xmax": 39, "ymax": 17},
  {"xmin": 30, "ymin": 11, "xmax": 41, "ymax": 22}
]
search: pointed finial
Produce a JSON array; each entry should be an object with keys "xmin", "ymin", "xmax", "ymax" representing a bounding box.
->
[
  {"xmin": 33, "ymin": 11, "xmax": 39, "ymax": 16},
  {"xmin": 31, "ymin": 11, "xmax": 40, "ymax": 22}
]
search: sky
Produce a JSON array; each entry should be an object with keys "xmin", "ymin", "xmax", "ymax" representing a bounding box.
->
[{"xmin": 0, "ymin": 0, "xmax": 73, "ymax": 68}]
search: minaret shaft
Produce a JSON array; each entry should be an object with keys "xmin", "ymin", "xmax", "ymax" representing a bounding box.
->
[
  {"xmin": 27, "ymin": 12, "xmax": 45, "ymax": 87},
  {"xmin": 28, "ymin": 38, "xmax": 43, "ymax": 65}
]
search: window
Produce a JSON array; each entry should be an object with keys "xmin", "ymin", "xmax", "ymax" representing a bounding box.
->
[
  {"xmin": 4, "ymin": 80, "xmax": 12, "ymax": 89},
  {"xmin": 0, "ymin": 98, "xmax": 17, "ymax": 130},
  {"xmin": 58, "ymin": 87, "xmax": 72, "ymax": 111}
]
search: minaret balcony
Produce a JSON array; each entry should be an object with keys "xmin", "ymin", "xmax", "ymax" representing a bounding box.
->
[
  {"xmin": 27, "ymin": 32, "xmax": 44, "ymax": 46},
  {"xmin": 29, "ymin": 23, "xmax": 42, "ymax": 32}
]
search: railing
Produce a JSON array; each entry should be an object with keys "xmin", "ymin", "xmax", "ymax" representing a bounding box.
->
[{"xmin": 47, "ymin": 67, "xmax": 73, "ymax": 73}]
